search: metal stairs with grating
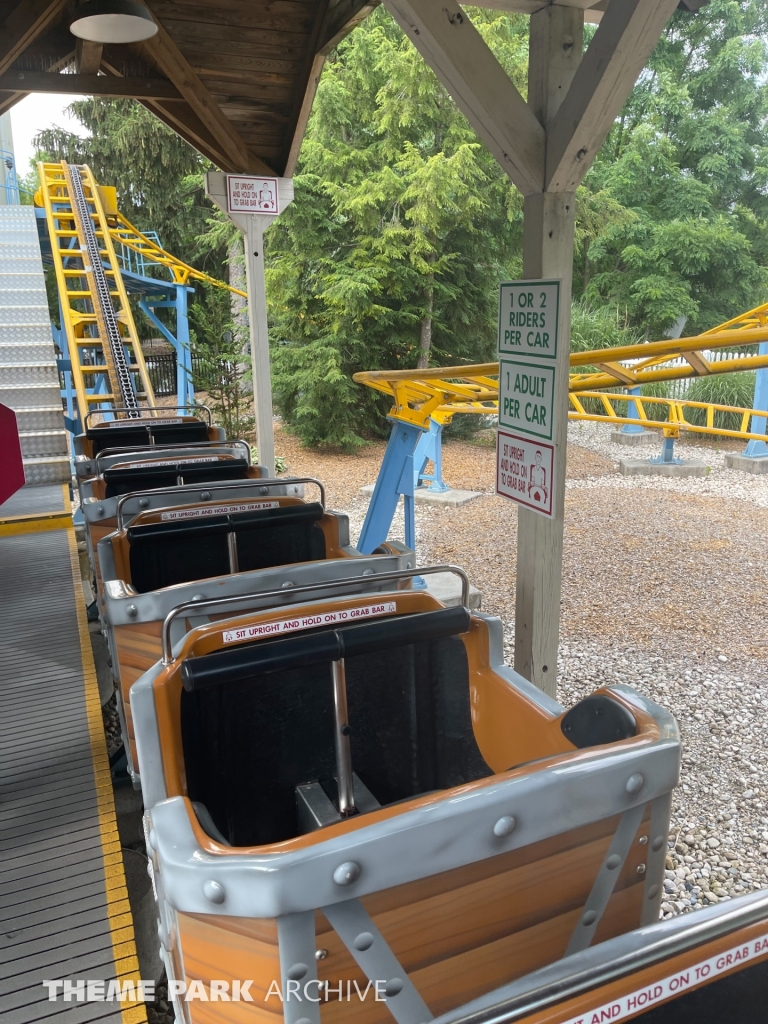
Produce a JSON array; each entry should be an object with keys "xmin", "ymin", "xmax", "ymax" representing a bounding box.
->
[{"xmin": 0, "ymin": 205, "xmax": 70, "ymax": 484}]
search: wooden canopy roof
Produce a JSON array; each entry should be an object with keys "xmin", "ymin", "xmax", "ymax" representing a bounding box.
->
[
  {"xmin": 0, "ymin": 0, "xmax": 377, "ymax": 175},
  {"xmin": 0, "ymin": 0, "xmax": 709, "ymax": 177}
]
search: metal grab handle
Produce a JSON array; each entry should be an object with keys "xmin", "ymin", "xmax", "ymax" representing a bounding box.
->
[
  {"xmin": 161, "ymin": 564, "xmax": 470, "ymax": 664},
  {"xmin": 85, "ymin": 404, "xmax": 212, "ymax": 428},
  {"xmin": 93, "ymin": 438, "xmax": 251, "ymax": 474},
  {"xmin": 332, "ymin": 659, "xmax": 355, "ymax": 816},
  {"xmin": 115, "ymin": 477, "xmax": 324, "ymax": 530}
]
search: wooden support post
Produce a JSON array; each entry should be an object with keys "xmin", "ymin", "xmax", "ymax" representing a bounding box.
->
[
  {"xmin": 205, "ymin": 172, "xmax": 294, "ymax": 478},
  {"xmin": 514, "ymin": 7, "xmax": 583, "ymax": 698},
  {"xmin": 244, "ymin": 216, "xmax": 275, "ymax": 476}
]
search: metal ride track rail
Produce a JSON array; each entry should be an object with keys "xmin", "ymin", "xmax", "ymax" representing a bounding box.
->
[
  {"xmin": 64, "ymin": 164, "xmax": 138, "ymax": 417},
  {"xmin": 37, "ymin": 161, "xmax": 157, "ymax": 426}
]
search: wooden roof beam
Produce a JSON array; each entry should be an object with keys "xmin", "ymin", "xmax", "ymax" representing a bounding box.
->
[
  {"xmin": 546, "ymin": 0, "xmax": 680, "ymax": 191},
  {"xmin": 139, "ymin": 19, "xmax": 274, "ymax": 174},
  {"xmin": 383, "ymin": 0, "xmax": 545, "ymax": 195},
  {"xmin": 318, "ymin": 0, "xmax": 380, "ymax": 54},
  {"xmin": 75, "ymin": 38, "xmax": 102, "ymax": 75},
  {"xmin": 0, "ymin": 69, "xmax": 183, "ymax": 99},
  {"xmin": 0, "ymin": 0, "xmax": 67, "ymax": 77}
]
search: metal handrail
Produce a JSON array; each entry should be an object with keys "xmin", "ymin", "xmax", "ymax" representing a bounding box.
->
[
  {"xmin": 116, "ymin": 477, "xmax": 324, "ymax": 531},
  {"xmin": 85, "ymin": 404, "xmax": 212, "ymax": 428},
  {"xmin": 431, "ymin": 891, "xmax": 768, "ymax": 1024},
  {"xmin": 161, "ymin": 564, "xmax": 469, "ymax": 664},
  {"xmin": 92, "ymin": 438, "xmax": 251, "ymax": 475}
]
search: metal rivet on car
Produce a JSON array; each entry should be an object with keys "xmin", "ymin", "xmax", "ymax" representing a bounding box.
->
[
  {"xmin": 315, "ymin": 949, "xmax": 328, "ymax": 961},
  {"xmin": 636, "ymin": 863, "xmax": 646, "ymax": 875},
  {"xmin": 647, "ymin": 884, "xmax": 660, "ymax": 899},
  {"xmin": 287, "ymin": 963, "xmax": 307, "ymax": 981},
  {"xmin": 582, "ymin": 910, "xmax": 597, "ymax": 926},
  {"xmin": 201, "ymin": 491, "xmax": 211, "ymax": 500},
  {"xmin": 354, "ymin": 932, "xmax": 374, "ymax": 951},
  {"xmin": 148, "ymin": 829, "xmax": 158, "ymax": 852},
  {"xmin": 139, "ymin": 498, "xmax": 149, "ymax": 508},
  {"xmin": 281, "ymin": 581, "xmax": 294, "ymax": 589},
  {"xmin": 606, "ymin": 854, "xmax": 621, "ymax": 870},
  {"xmin": 203, "ymin": 880, "xmax": 225, "ymax": 904},
  {"xmin": 333, "ymin": 861, "xmax": 361, "ymax": 886},
  {"xmin": 652, "ymin": 836, "xmax": 665, "ymax": 852},
  {"xmin": 385, "ymin": 979, "xmax": 403, "ymax": 997},
  {"xmin": 96, "ymin": 506, "xmax": 104, "ymax": 516},
  {"xmin": 260, "ymin": 486, "xmax": 268, "ymax": 494},
  {"xmin": 493, "ymin": 815, "xmax": 516, "ymax": 837},
  {"xmin": 127, "ymin": 605, "xmax": 137, "ymax": 617},
  {"xmin": 191, "ymin": 594, "xmax": 204, "ymax": 601},
  {"xmin": 626, "ymin": 773, "xmax": 644, "ymax": 794},
  {"xmin": 638, "ymin": 835, "xmax": 648, "ymax": 845}
]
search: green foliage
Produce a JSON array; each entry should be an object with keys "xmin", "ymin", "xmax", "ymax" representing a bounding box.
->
[
  {"xmin": 570, "ymin": 300, "xmax": 644, "ymax": 353},
  {"xmin": 190, "ymin": 287, "xmax": 254, "ymax": 440},
  {"xmin": 578, "ymin": 0, "xmax": 768, "ymax": 336},
  {"xmin": 685, "ymin": 370, "xmax": 758, "ymax": 432},
  {"xmin": 267, "ymin": 7, "xmax": 525, "ymax": 449}
]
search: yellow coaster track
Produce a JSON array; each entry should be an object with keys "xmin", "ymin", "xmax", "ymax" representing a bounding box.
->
[
  {"xmin": 38, "ymin": 161, "xmax": 157, "ymax": 424},
  {"xmin": 354, "ymin": 301, "xmax": 768, "ymax": 440}
]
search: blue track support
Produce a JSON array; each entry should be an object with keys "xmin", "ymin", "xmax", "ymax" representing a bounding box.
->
[
  {"xmin": 138, "ymin": 284, "xmax": 195, "ymax": 408},
  {"xmin": 621, "ymin": 386, "xmax": 646, "ymax": 434},
  {"xmin": 650, "ymin": 436, "xmax": 683, "ymax": 465},
  {"xmin": 414, "ymin": 418, "xmax": 449, "ymax": 492},
  {"xmin": 743, "ymin": 343, "xmax": 768, "ymax": 458},
  {"xmin": 358, "ymin": 419, "xmax": 425, "ymax": 555}
]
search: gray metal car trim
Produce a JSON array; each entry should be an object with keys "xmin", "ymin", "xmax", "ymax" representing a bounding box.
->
[
  {"xmin": 425, "ymin": 888, "xmax": 768, "ymax": 1024},
  {"xmin": 115, "ymin": 476, "xmax": 325, "ymax": 530},
  {"xmin": 640, "ymin": 791, "xmax": 672, "ymax": 926},
  {"xmin": 564, "ymin": 802, "xmax": 647, "ymax": 956},
  {"xmin": 75, "ymin": 440, "xmax": 250, "ymax": 481},
  {"xmin": 160, "ymin": 564, "xmax": 469, "ymax": 663},
  {"xmin": 277, "ymin": 912, "xmax": 322, "ymax": 1024},
  {"xmin": 102, "ymin": 551, "xmax": 410, "ymax": 628},
  {"xmin": 322, "ymin": 898, "xmax": 433, "ymax": 1024},
  {"xmin": 83, "ymin": 404, "xmax": 213, "ymax": 431},
  {"xmin": 145, "ymin": 714, "xmax": 679, "ymax": 919},
  {"xmin": 82, "ymin": 474, "xmax": 284, "ymax": 525}
]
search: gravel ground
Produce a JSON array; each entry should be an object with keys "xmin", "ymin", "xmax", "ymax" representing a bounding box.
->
[{"xmin": 277, "ymin": 420, "xmax": 768, "ymax": 919}]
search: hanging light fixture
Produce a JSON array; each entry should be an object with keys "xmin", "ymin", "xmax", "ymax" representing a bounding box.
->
[{"xmin": 70, "ymin": 1, "xmax": 159, "ymax": 44}]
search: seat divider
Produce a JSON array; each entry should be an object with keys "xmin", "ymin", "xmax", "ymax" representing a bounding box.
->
[{"xmin": 332, "ymin": 658, "xmax": 356, "ymax": 816}]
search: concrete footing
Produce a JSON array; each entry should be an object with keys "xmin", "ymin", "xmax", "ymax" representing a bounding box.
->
[
  {"xmin": 611, "ymin": 429, "xmax": 657, "ymax": 446},
  {"xmin": 619, "ymin": 458, "xmax": 708, "ymax": 478},
  {"xmin": 360, "ymin": 484, "xmax": 484, "ymax": 507},
  {"xmin": 724, "ymin": 453, "xmax": 768, "ymax": 475},
  {"xmin": 425, "ymin": 571, "xmax": 481, "ymax": 610}
]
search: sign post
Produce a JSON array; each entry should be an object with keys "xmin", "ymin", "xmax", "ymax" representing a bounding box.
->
[
  {"xmin": 495, "ymin": 280, "xmax": 561, "ymax": 519},
  {"xmin": 205, "ymin": 172, "xmax": 294, "ymax": 477}
]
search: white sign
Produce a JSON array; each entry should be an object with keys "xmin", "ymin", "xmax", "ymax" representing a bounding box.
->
[
  {"xmin": 496, "ymin": 429, "xmax": 555, "ymax": 518},
  {"xmin": 118, "ymin": 456, "xmax": 220, "ymax": 470},
  {"xmin": 558, "ymin": 930, "xmax": 768, "ymax": 1024},
  {"xmin": 499, "ymin": 280, "xmax": 559, "ymax": 358},
  {"xmin": 499, "ymin": 357, "xmax": 556, "ymax": 442},
  {"xmin": 160, "ymin": 501, "xmax": 279, "ymax": 521},
  {"xmin": 227, "ymin": 175, "xmax": 279, "ymax": 215},
  {"xmin": 222, "ymin": 601, "xmax": 397, "ymax": 644}
]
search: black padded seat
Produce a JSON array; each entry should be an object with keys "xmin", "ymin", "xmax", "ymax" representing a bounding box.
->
[
  {"xmin": 87, "ymin": 419, "xmax": 209, "ymax": 455},
  {"xmin": 179, "ymin": 608, "xmax": 493, "ymax": 846},
  {"xmin": 128, "ymin": 513, "xmax": 231, "ymax": 592},
  {"xmin": 560, "ymin": 694, "xmax": 636, "ymax": 748},
  {"xmin": 126, "ymin": 502, "xmax": 326, "ymax": 592},
  {"xmin": 104, "ymin": 457, "xmax": 249, "ymax": 498}
]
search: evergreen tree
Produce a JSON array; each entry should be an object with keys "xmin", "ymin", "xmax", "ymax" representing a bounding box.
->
[
  {"xmin": 267, "ymin": 8, "xmax": 526, "ymax": 449},
  {"xmin": 577, "ymin": 0, "xmax": 768, "ymax": 335}
]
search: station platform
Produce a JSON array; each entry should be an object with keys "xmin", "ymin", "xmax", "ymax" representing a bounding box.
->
[{"xmin": 0, "ymin": 489, "xmax": 146, "ymax": 1023}]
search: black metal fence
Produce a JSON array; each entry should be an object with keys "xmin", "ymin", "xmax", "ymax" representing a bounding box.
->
[{"xmin": 144, "ymin": 353, "xmax": 207, "ymax": 396}]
